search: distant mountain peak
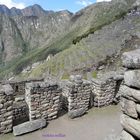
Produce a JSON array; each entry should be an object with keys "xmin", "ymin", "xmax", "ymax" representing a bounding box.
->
[
  {"xmin": 21, "ymin": 4, "xmax": 47, "ymax": 17},
  {"xmin": 0, "ymin": 4, "xmax": 73, "ymax": 17},
  {"xmin": 0, "ymin": 4, "xmax": 47, "ymax": 16}
]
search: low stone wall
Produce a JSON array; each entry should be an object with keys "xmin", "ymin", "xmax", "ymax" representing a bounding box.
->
[
  {"xmin": 1, "ymin": 79, "xmax": 44, "ymax": 98},
  {"xmin": 0, "ymin": 84, "xmax": 13, "ymax": 134},
  {"xmin": 120, "ymin": 49, "xmax": 140, "ymax": 140},
  {"xmin": 91, "ymin": 77, "xmax": 117, "ymax": 107},
  {"xmin": 62, "ymin": 75, "xmax": 91, "ymax": 118},
  {"xmin": 25, "ymin": 81, "xmax": 62, "ymax": 121}
]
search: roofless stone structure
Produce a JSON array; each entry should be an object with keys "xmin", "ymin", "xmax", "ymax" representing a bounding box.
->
[{"xmin": 0, "ymin": 73, "xmax": 122, "ymax": 135}]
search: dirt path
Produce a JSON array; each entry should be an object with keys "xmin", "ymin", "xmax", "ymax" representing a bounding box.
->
[{"xmin": 1, "ymin": 105, "xmax": 122, "ymax": 140}]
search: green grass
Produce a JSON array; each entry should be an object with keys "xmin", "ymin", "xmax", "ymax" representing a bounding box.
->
[
  {"xmin": 92, "ymin": 71, "xmax": 98, "ymax": 78},
  {"xmin": 61, "ymin": 73, "xmax": 70, "ymax": 80}
]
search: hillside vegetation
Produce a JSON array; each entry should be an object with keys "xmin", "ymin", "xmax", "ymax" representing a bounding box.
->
[{"xmin": 0, "ymin": 0, "xmax": 139, "ymax": 80}]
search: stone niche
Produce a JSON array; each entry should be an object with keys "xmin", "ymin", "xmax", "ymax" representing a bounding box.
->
[
  {"xmin": 91, "ymin": 75, "xmax": 117, "ymax": 107},
  {"xmin": 0, "ymin": 84, "xmax": 13, "ymax": 134},
  {"xmin": 10, "ymin": 81, "xmax": 25, "ymax": 97},
  {"xmin": 62, "ymin": 75, "xmax": 92, "ymax": 118},
  {"xmin": 25, "ymin": 81, "xmax": 62, "ymax": 121},
  {"xmin": 13, "ymin": 101, "xmax": 29, "ymax": 126},
  {"xmin": 8, "ymin": 79, "xmax": 44, "ymax": 97}
]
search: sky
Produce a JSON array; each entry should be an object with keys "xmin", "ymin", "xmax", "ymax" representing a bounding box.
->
[{"xmin": 0, "ymin": 0, "xmax": 112, "ymax": 13}]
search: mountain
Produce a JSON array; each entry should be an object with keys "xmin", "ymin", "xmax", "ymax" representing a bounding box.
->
[
  {"xmin": 0, "ymin": 4, "xmax": 72, "ymax": 71},
  {"xmin": 0, "ymin": 4, "xmax": 57, "ymax": 16},
  {"xmin": 0, "ymin": 0, "xmax": 140, "ymax": 80}
]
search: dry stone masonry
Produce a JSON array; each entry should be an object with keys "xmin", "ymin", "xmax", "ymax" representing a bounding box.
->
[
  {"xmin": 0, "ymin": 84, "xmax": 13, "ymax": 134},
  {"xmin": 91, "ymin": 77, "xmax": 117, "ymax": 107},
  {"xmin": 62, "ymin": 75, "xmax": 92, "ymax": 119},
  {"xmin": 0, "ymin": 74, "xmax": 122, "ymax": 135},
  {"xmin": 25, "ymin": 81, "xmax": 62, "ymax": 121},
  {"xmin": 91, "ymin": 71, "xmax": 124, "ymax": 107},
  {"xmin": 120, "ymin": 49, "xmax": 140, "ymax": 140}
]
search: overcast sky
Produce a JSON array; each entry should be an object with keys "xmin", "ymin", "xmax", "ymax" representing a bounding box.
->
[{"xmin": 0, "ymin": 0, "xmax": 112, "ymax": 12}]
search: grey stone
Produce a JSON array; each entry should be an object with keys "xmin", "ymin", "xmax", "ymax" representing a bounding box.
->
[
  {"xmin": 1, "ymin": 120, "xmax": 12, "ymax": 126},
  {"xmin": 121, "ymin": 114, "xmax": 140, "ymax": 139},
  {"xmin": 0, "ymin": 84, "xmax": 13, "ymax": 95},
  {"xmin": 68, "ymin": 108, "xmax": 86, "ymax": 119},
  {"xmin": 48, "ymin": 111, "xmax": 58, "ymax": 117},
  {"xmin": 0, "ymin": 104, "xmax": 3, "ymax": 109},
  {"xmin": 119, "ymin": 85, "xmax": 140, "ymax": 102},
  {"xmin": 53, "ymin": 96, "xmax": 60, "ymax": 100},
  {"xmin": 120, "ymin": 131, "xmax": 135, "ymax": 140},
  {"xmin": 15, "ymin": 96, "xmax": 25, "ymax": 102},
  {"xmin": 136, "ymin": 104, "xmax": 140, "ymax": 115},
  {"xmin": 121, "ymin": 98, "xmax": 138, "ymax": 118},
  {"xmin": 122, "ymin": 49, "xmax": 140, "ymax": 68},
  {"xmin": 13, "ymin": 119, "xmax": 47, "ymax": 136},
  {"xmin": 69, "ymin": 75, "xmax": 83, "ymax": 84},
  {"xmin": 124, "ymin": 70, "xmax": 140, "ymax": 89}
]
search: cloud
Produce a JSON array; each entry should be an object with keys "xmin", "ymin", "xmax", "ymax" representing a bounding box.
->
[
  {"xmin": 76, "ymin": 0, "xmax": 93, "ymax": 7},
  {"xmin": 96, "ymin": 0, "xmax": 112, "ymax": 2},
  {"xmin": 0, "ymin": 0, "xmax": 26, "ymax": 9}
]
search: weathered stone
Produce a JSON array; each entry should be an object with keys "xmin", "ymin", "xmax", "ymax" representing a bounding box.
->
[
  {"xmin": 15, "ymin": 96, "xmax": 25, "ymax": 102},
  {"xmin": 120, "ymin": 131, "xmax": 135, "ymax": 140},
  {"xmin": 122, "ymin": 49, "xmax": 140, "ymax": 68},
  {"xmin": 121, "ymin": 114, "xmax": 140, "ymax": 139},
  {"xmin": 0, "ymin": 84, "xmax": 13, "ymax": 95},
  {"xmin": 124, "ymin": 70, "xmax": 140, "ymax": 89},
  {"xmin": 136, "ymin": 104, "xmax": 140, "ymax": 115},
  {"xmin": 121, "ymin": 98, "xmax": 138, "ymax": 118},
  {"xmin": 68, "ymin": 108, "xmax": 86, "ymax": 119},
  {"xmin": 13, "ymin": 119, "xmax": 47, "ymax": 136},
  {"xmin": 1, "ymin": 120, "xmax": 12, "ymax": 126},
  {"xmin": 53, "ymin": 96, "xmax": 60, "ymax": 101},
  {"xmin": 0, "ymin": 104, "xmax": 3, "ymax": 109},
  {"xmin": 48, "ymin": 111, "xmax": 58, "ymax": 117},
  {"xmin": 119, "ymin": 85, "xmax": 140, "ymax": 102}
]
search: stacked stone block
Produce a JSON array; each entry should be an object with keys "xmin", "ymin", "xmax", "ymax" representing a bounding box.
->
[
  {"xmin": 91, "ymin": 76, "xmax": 117, "ymax": 107},
  {"xmin": 25, "ymin": 81, "xmax": 62, "ymax": 121},
  {"xmin": 0, "ymin": 84, "xmax": 13, "ymax": 134},
  {"xmin": 63, "ymin": 75, "xmax": 91, "ymax": 118},
  {"xmin": 120, "ymin": 49, "xmax": 140, "ymax": 140}
]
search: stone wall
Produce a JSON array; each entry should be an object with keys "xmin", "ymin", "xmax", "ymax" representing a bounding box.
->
[
  {"xmin": 0, "ymin": 73, "xmax": 123, "ymax": 135},
  {"xmin": 120, "ymin": 49, "xmax": 140, "ymax": 140},
  {"xmin": 63, "ymin": 75, "xmax": 91, "ymax": 118},
  {"xmin": 91, "ymin": 77, "xmax": 116, "ymax": 107},
  {"xmin": 0, "ymin": 84, "xmax": 13, "ymax": 134},
  {"xmin": 25, "ymin": 81, "xmax": 62, "ymax": 121}
]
